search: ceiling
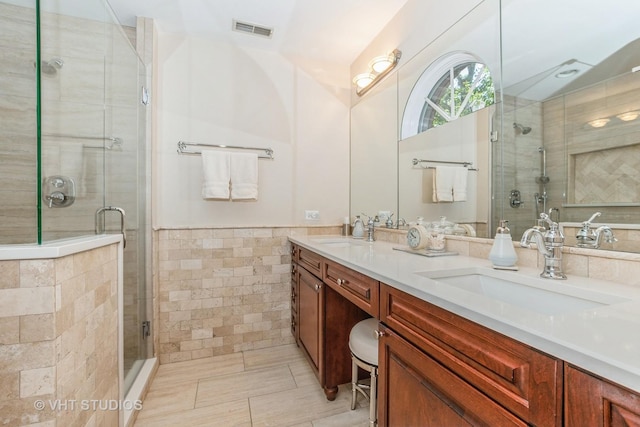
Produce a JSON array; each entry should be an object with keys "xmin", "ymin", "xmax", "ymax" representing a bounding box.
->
[{"xmin": 106, "ymin": 0, "xmax": 408, "ymax": 73}]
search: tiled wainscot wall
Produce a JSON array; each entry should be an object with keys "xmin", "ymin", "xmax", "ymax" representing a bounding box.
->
[
  {"xmin": 157, "ymin": 225, "xmax": 640, "ymax": 365},
  {"xmin": 0, "ymin": 243, "xmax": 120, "ymax": 426},
  {"xmin": 156, "ymin": 226, "xmax": 339, "ymax": 364}
]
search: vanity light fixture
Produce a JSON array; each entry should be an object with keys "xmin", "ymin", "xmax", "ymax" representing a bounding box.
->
[
  {"xmin": 587, "ymin": 118, "xmax": 610, "ymax": 128},
  {"xmin": 354, "ymin": 49, "xmax": 402, "ymax": 96},
  {"xmin": 616, "ymin": 110, "xmax": 640, "ymax": 121}
]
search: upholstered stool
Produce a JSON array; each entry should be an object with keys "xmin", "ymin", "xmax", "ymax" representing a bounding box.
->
[{"xmin": 349, "ymin": 317, "xmax": 379, "ymax": 427}]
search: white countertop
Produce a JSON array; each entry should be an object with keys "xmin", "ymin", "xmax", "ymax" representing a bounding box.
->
[{"xmin": 289, "ymin": 235, "xmax": 640, "ymax": 393}]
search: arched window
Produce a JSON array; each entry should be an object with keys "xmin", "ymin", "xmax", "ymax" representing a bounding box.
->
[{"xmin": 401, "ymin": 51, "xmax": 495, "ymax": 139}]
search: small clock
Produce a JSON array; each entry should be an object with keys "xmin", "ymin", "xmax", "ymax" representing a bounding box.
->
[{"xmin": 407, "ymin": 225, "xmax": 429, "ymax": 250}]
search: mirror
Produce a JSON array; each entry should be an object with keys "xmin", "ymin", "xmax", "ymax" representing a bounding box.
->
[
  {"xmin": 350, "ymin": 72, "xmax": 398, "ymax": 223},
  {"xmin": 396, "ymin": 0, "xmax": 499, "ymax": 236},
  {"xmin": 350, "ymin": 0, "xmax": 640, "ymax": 253},
  {"xmin": 500, "ymin": 0, "xmax": 640, "ymax": 253}
]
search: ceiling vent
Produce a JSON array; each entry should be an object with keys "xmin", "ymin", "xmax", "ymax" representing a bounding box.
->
[{"xmin": 233, "ymin": 20, "xmax": 273, "ymax": 38}]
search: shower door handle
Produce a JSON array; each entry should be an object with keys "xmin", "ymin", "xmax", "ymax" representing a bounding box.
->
[{"xmin": 95, "ymin": 206, "xmax": 127, "ymax": 249}]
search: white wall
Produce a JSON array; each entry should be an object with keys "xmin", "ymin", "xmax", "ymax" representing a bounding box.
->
[
  {"xmin": 350, "ymin": 0, "xmax": 483, "ymax": 105},
  {"xmin": 153, "ymin": 32, "xmax": 349, "ymax": 228}
]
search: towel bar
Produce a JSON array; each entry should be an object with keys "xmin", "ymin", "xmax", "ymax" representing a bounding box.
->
[
  {"xmin": 412, "ymin": 158, "xmax": 478, "ymax": 171},
  {"xmin": 177, "ymin": 141, "xmax": 274, "ymax": 159}
]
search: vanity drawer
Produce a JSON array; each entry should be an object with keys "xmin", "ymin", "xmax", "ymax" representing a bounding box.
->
[
  {"xmin": 324, "ymin": 259, "xmax": 379, "ymax": 317},
  {"xmin": 380, "ymin": 283, "xmax": 562, "ymax": 427},
  {"xmin": 297, "ymin": 246, "xmax": 324, "ymax": 278}
]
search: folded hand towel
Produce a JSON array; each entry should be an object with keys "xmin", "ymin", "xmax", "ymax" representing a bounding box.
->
[
  {"xmin": 201, "ymin": 150, "xmax": 230, "ymax": 199},
  {"xmin": 453, "ymin": 167, "xmax": 468, "ymax": 202},
  {"xmin": 433, "ymin": 166, "xmax": 455, "ymax": 202},
  {"xmin": 230, "ymin": 152, "xmax": 258, "ymax": 201}
]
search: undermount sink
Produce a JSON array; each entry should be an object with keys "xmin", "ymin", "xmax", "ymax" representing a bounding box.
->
[
  {"xmin": 310, "ymin": 238, "xmax": 370, "ymax": 248},
  {"xmin": 416, "ymin": 268, "xmax": 629, "ymax": 315}
]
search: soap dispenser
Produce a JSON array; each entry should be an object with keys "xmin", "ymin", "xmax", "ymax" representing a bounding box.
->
[
  {"xmin": 352, "ymin": 215, "xmax": 365, "ymax": 239},
  {"xmin": 488, "ymin": 220, "xmax": 518, "ymax": 268}
]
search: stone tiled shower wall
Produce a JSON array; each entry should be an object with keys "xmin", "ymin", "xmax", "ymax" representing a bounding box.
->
[
  {"xmin": 0, "ymin": 243, "xmax": 120, "ymax": 426},
  {"xmin": 156, "ymin": 226, "xmax": 338, "ymax": 364}
]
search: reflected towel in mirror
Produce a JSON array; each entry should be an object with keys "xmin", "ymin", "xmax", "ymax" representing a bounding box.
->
[
  {"xmin": 453, "ymin": 167, "xmax": 468, "ymax": 201},
  {"xmin": 432, "ymin": 166, "xmax": 455, "ymax": 202}
]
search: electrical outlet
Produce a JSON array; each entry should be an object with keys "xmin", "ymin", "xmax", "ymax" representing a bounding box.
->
[{"xmin": 305, "ymin": 210, "xmax": 320, "ymax": 220}]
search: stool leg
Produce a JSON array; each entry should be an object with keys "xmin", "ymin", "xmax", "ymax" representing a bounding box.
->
[
  {"xmin": 351, "ymin": 356, "xmax": 358, "ymax": 410},
  {"xmin": 369, "ymin": 366, "xmax": 378, "ymax": 427}
]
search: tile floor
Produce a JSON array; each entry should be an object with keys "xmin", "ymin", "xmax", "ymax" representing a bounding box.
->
[{"xmin": 134, "ymin": 344, "xmax": 371, "ymax": 426}]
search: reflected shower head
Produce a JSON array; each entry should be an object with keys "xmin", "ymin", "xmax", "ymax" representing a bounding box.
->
[
  {"xmin": 40, "ymin": 57, "xmax": 64, "ymax": 75},
  {"xmin": 513, "ymin": 122, "xmax": 532, "ymax": 135}
]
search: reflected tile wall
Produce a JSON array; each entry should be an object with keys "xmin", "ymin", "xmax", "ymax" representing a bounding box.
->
[{"xmin": 0, "ymin": 3, "xmax": 38, "ymax": 244}]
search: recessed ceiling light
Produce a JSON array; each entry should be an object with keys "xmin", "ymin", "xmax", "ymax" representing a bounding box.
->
[
  {"xmin": 616, "ymin": 110, "xmax": 640, "ymax": 121},
  {"xmin": 587, "ymin": 118, "xmax": 610, "ymax": 128}
]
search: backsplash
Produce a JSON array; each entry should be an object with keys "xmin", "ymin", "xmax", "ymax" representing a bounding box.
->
[{"xmin": 375, "ymin": 227, "xmax": 640, "ymax": 286}]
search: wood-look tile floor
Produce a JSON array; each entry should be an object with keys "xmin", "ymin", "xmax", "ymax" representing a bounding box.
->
[{"xmin": 134, "ymin": 344, "xmax": 371, "ymax": 427}]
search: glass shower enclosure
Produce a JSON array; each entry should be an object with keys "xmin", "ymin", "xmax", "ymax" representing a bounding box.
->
[{"xmin": 0, "ymin": 0, "xmax": 151, "ymax": 394}]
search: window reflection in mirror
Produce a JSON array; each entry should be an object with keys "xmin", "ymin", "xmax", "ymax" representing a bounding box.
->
[
  {"xmin": 402, "ymin": 52, "xmax": 495, "ymax": 139},
  {"xmin": 395, "ymin": 0, "xmax": 500, "ymax": 237}
]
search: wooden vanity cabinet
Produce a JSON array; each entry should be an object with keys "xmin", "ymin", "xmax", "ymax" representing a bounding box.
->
[
  {"xmin": 565, "ymin": 364, "xmax": 640, "ymax": 426},
  {"xmin": 379, "ymin": 283, "xmax": 562, "ymax": 427},
  {"xmin": 290, "ymin": 243, "xmax": 369, "ymax": 400}
]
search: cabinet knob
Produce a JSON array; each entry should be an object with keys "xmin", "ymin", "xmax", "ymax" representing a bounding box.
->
[
  {"xmin": 314, "ymin": 284, "xmax": 322, "ymax": 292},
  {"xmin": 337, "ymin": 278, "xmax": 347, "ymax": 286},
  {"xmin": 374, "ymin": 329, "xmax": 385, "ymax": 338}
]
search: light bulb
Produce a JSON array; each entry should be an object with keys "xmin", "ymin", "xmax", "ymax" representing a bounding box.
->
[
  {"xmin": 353, "ymin": 73, "xmax": 374, "ymax": 89},
  {"xmin": 369, "ymin": 54, "xmax": 394, "ymax": 73}
]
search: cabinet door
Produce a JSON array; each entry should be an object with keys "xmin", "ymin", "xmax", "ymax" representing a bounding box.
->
[
  {"xmin": 380, "ymin": 283, "xmax": 561, "ymax": 426},
  {"xmin": 298, "ymin": 266, "xmax": 323, "ymax": 372},
  {"xmin": 378, "ymin": 325, "xmax": 527, "ymax": 427},
  {"xmin": 565, "ymin": 365, "xmax": 640, "ymax": 427}
]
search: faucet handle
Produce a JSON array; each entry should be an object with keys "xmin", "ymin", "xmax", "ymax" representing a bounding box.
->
[
  {"xmin": 584, "ymin": 211, "xmax": 602, "ymax": 225},
  {"xmin": 539, "ymin": 212, "xmax": 555, "ymax": 227}
]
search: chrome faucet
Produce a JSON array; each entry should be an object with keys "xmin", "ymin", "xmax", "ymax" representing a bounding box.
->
[
  {"xmin": 576, "ymin": 212, "xmax": 617, "ymax": 249},
  {"xmin": 362, "ymin": 213, "xmax": 377, "ymax": 242},
  {"xmin": 520, "ymin": 212, "xmax": 567, "ymax": 279}
]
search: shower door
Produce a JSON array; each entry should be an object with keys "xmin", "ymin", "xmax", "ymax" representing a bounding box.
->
[{"xmin": 37, "ymin": 0, "xmax": 152, "ymax": 393}]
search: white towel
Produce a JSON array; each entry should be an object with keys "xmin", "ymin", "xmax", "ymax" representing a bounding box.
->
[
  {"xmin": 432, "ymin": 166, "xmax": 455, "ymax": 202},
  {"xmin": 230, "ymin": 152, "xmax": 258, "ymax": 201},
  {"xmin": 453, "ymin": 167, "xmax": 468, "ymax": 202},
  {"xmin": 201, "ymin": 150, "xmax": 230, "ymax": 199}
]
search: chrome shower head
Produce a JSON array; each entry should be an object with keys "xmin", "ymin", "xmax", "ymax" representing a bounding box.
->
[
  {"xmin": 513, "ymin": 122, "xmax": 532, "ymax": 135},
  {"xmin": 40, "ymin": 57, "xmax": 64, "ymax": 75}
]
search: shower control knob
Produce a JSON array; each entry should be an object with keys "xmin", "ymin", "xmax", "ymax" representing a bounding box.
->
[
  {"xmin": 47, "ymin": 192, "xmax": 65, "ymax": 208},
  {"xmin": 52, "ymin": 178, "xmax": 65, "ymax": 188}
]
